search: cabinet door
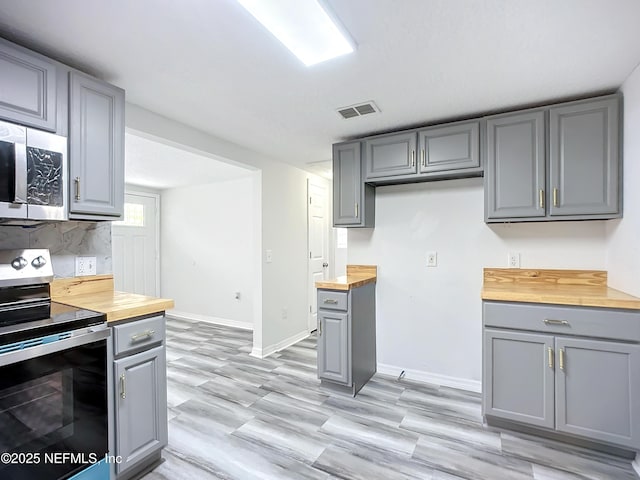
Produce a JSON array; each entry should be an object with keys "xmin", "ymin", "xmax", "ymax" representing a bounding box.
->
[
  {"xmin": 485, "ymin": 110, "xmax": 546, "ymax": 220},
  {"xmin": 364, "ymin": 132, "xmax": 417, "ymax": 180},
  {"xmin": 333, "ymin": 142, "xmax": 362, "ymax": 226},
  {"xmin": 69, "ymin": 71, "xmax": 124, "ymax": 218},
  {"xmin": 549, "ymin": 97, "xmax": 619, "ymax": 217},
  {"xmin": 418, "ymin": 121, "xmax": 479, "ymax": 173},
  {"xmin": 114, "ymin": 345, "xmax": 168, "ymax": 475},
  {"xmin": 317, "ymin": 310, "xmax": 351, "ymax": 385},
  {"xmin": 483, "ymin": 329, "xmax": 554, "ymax": 428},
  {"xmin": 0, "ymin": 39, "xmax": 57, "ymax": 131},
  {"xmin": 555, "ymin": 337, "xmax": 640, "ymax": 449}
]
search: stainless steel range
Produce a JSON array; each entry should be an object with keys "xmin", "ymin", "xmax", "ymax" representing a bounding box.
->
[{"xmin": 0, "ymin": 249, "xmax": 110, "ymax": 480}]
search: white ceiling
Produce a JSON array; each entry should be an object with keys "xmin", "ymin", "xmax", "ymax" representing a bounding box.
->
[
  {"xmin": 1, "ymin": 0, "xmax": 639, "ymax": 171},
  {"xmin": 125, "ymin": 133, "xmax": 252, "ymax": 190}
]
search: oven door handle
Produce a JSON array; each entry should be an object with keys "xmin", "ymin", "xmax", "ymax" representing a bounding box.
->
[{"xmin": 0, "ymin": 326, "xmax": 110, "ymax": 367}]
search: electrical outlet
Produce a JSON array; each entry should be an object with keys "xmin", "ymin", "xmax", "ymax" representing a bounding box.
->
[
  {"xmin": 234, "ymin": 291, "xmax": 241, "ymax": 300},
  {"xmin": 265, "ymin": 250, "xmax": 273, "ymax": 263},
  {"xmin": 75, "ymin": 256, "xmax": 96, "ymax": 276},
  {"xmin": 426, "ymin": 251, "xmax": 438, "ymax": 267},
  {"xmin": 508, "ymin": 252, "xmax": 521, "ymax": 269}
]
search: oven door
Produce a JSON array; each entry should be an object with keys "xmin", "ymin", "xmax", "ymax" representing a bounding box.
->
[
  {"xmin": 0, "ymin": 120, "xmax": 27, "ymax": 219},
  {"xmin": 0, "ymin": 327, "xmax": 110, "ymax": 480}
]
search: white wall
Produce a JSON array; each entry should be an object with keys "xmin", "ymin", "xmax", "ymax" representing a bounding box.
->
[
  {"xmin": 348, "ymin": 178, "xmax": 609, "ymax": 389},
  {"xmin": 125, "ymin": 104, "xmax": 314, "ymax": 355},
  {"xmin": 161, "ymin": 177, "xmax": 256, "ymax": 329},
  {"xmin": 607, "ymin": 64, "xmax": 640, "ymax": 297}
]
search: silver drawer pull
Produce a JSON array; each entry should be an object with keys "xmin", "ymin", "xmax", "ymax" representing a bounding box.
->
[
  {"xmin": 323, "ymin": 299, "xmax": 338, "ymax": 304},
  {"xmin": 543, "ymin": 319, "xmax": 569, "ymax": 326},
  {"xmin": 130, "ymin": 329, "xmax": 155, "ymax": 342}
]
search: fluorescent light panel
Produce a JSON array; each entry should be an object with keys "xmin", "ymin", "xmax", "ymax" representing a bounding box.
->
[{"xmin": 237, "ymin": 0, "xmax": 354, "ymax": 66}]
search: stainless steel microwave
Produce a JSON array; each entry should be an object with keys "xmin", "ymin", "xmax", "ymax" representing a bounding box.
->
[{"xmin": 0, "ymin": 120, "xmax": 68, "ymax": 221}]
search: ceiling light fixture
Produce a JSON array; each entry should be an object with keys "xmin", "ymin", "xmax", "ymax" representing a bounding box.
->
[{"xmin": 236, "ymin": 0, "xmax": 355, "ymax": 66}]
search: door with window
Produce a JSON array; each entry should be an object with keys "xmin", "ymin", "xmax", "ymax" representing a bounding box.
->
[{"xmin": 112, "ymin": 191, "xmax": 159, "ymax": 296}]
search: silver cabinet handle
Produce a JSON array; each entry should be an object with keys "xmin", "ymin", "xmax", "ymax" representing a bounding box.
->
[
  {"xmin": 318, "ymin": 320, "xmax": 322, "ymax": 336},
  {"xmin": 355, "ymin": 202, "xmax": 359, "ymax": 218},
  {"xmin": 411, "ymin": 150, "xmax": 416, "ymax": 167},
  {"xmin": 539, "ymin": 189, "xmax": 544, "ymax": 209},
  {"xmin": 131, "ymin": 329, "xmax": 155, "ymax": 342},
  {"xmin": 120, "ymin": 373, "xmax": 126, "ymax": 399},
  {"xmin": 559, "ymin": 348, "xmax": 565, "ymax": 371},
  {"xmin": 547, "ymin": 347, "xmax": 554, "ymax": 369},
  {"xmin": 323, "ymin": 299, "xmax": 338, "ymax": 304},
  {"xmin": 553, "ymin": 188, "xmax": 559, "ymax": 207},
  {"xmin": 421, "ymin": 149, "xmax": 426, "ymax": 167},
  {"xmin": 74, "ymin": 177, "xmax": 81, "ymax": 200},
  {"xmin": 543, "ymin": 319, "xmax": 569, "ymax": 326}
]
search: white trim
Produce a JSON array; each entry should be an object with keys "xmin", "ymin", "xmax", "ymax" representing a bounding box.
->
[
  {"xmin": 632, "ymin": 454, "xmax": 640, "ymax": 478},
  {"xmin": 377, "ymin": 363, "xmax": 482, "ymax": 393},
  {"xmin": 251, "ymin": 329, "xmax": 309, "ymax": 359},
  {"xmin": 168, "ymin": 310, "xmax": 253, "ymax": 331}
]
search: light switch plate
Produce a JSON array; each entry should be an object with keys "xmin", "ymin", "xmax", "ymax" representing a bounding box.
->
[
  {"xmin": 508, "ymin": 252, "xmax": 521, "ymax": 269},
  {"xmin": 266, "ymin": 250, "xmax": 273, "ymax": 263},
  {"xmin": 75, "ymin": 256, "xmax": 97, "ymax": 276},
  {"xmin": 426, "ymin": 251, "xmax": 438, "ymax": 267}
]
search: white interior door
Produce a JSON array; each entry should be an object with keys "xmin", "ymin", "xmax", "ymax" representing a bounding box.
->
[
  {"xmin": 112, "ymin": 191, "xmax": 159, "ymax": 296},
  {"xmin": 308, "ymin": 178, "xmax": 329, "ymax": 333}
]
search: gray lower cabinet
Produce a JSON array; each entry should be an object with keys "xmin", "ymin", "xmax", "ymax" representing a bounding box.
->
[
  {"xmin": 69, "ymin": 71, "xmax": 125, "ymax": 219},
  {"xmin": 364, "ymin": 131, "xmax": 417, "ymax": 180},
  {"xmin": 112, "ymin": 315, "xmax": 168, "ymax": 480},
  {"xmin": 317, "ymin": 283, "xmax": 376, "ymax": 395},
  {"xmin": 333, "ymin": 141, "xmax": 374, "ymax": 227},
  {"xmin": 0, "ymin": 37, "xmax": 57, "ymax": 131},
  {"xmin": 483, "ymin": 301, "xmax": 640, "ymax": 450},
  {"xmin": 555, "ymin": 337, "xmax": 640, "ymax": 447},
  {"xmin": 417, "ymin": 120, "xmax": 481, "ymax": 175},
  {"xmin": 483, "ymin": 329, "xmax": 554, "ymax": 429},
  {"xmin": 485, "ymin": 94, "xmax": 621, "ymax": 222}
]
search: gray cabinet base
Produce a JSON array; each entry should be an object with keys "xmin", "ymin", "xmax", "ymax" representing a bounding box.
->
[
  {"xmin": 115, "ymin": 451, "xmax": 164, "ymax": 480},
  {"xmin": 485, "ymin": 416, "xmax": 636, "ymax": 459}
]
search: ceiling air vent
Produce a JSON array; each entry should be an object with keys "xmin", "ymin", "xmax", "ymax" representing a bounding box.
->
[{"xmin": 337, "ymin": 101, "xmax": 380, "ymax": 119}]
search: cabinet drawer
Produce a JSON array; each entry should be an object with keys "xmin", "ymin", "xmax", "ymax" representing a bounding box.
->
[
  {"xmin": 113, "ymin": 315, "xmax": 166, "ymax": 356},
  {"xmin": 483, "ymin": 301, "xmax": 640, "ymax": 342},
  {"xmin": 318, "ymin": 290, "xmax": 348, "ymax": 311}
]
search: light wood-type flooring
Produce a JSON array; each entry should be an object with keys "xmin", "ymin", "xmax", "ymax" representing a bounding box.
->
[{"xmin": 142, "ymin": 317, "xmax": 638, "ymax": 480}]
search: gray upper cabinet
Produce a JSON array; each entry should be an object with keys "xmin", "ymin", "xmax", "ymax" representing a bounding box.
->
[
  {"xmin": 483, "ymin": 329, "xmax": 554, "ymax": 429},
  {"xmin": 485, "ymin": 110, "xmax": 546, "ymax": 220},
  {"xmin": 69, "ymin": 71, "xmax": 125, "ymax": 219},
  {"xmin": 317, "ymin": 309, "xmax": 351, "ymax": 385},
  {"xmin": 364, "ymin": 131, "xmax": 417, "ymax": 180},
  {"xmin": 555, "ymin": 337, "xmax": 640, "ymax": 449},
  {"xmin": 333, "ymin": 141, "xmax": 374, "ymax": 228},
  {"xmin": 0, "ymin": 38, "xmax": 57, "ymax": 131},
  {"xmin": 418, "ymin": 121, "xmax": 480, "ymax": 174},
  {"xmin": 485, "ymin": 94, "xmax": 621, "ymax": 223},
  {"xmin": 549, "ymin": 97, "xmax": 619, "ymax": 217}
]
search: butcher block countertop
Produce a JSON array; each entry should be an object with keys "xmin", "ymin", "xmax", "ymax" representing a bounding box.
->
[
  {"xmin": 51, "ymin": 274, "xmax": 174, "ymax": 324},
  {"xmin": 315, "ymin": 265, "xmax": 377, "ymax": 291},
  {"xmin": 482, "ymin": 268, "xmax": 640, "ymax": 310}
]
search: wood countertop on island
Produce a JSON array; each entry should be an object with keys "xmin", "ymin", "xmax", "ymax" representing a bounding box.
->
[
  {"xmin": 315, "ymin": 265, "xmax": 377, "ymax": 291},
  {"xmin": 482, "ymin": 268, "xmax": 640, "ymax": 310},
  {"xmin": 51, "ymin": 274, "xmax": 175, "ymax": 323}
]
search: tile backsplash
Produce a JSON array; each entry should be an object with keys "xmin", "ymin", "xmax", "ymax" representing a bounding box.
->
[{"xmin": 0, "ymin": 222, "xmax": 112, "ymax": 277}]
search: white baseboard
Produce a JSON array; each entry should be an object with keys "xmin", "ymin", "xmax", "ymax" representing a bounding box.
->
[
  {"xmin": 377, "ymin": 363, "xmax": 482, "ymax": 393},
  {"xmin": 251, "ymin": 329, "xmax": 309, "ymax": 359},
  {"xmin": 167, "ymin": 310, "xmax": 253, "ymax": 331},
  {"xmin": 632, "ymin": 454, "xmax": 640, "ymax": 478}
]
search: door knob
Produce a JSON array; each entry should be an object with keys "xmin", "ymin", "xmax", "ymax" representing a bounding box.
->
[{"xmin": 322, "ymin": 262, "xmax": 328, "ymax": 268}]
